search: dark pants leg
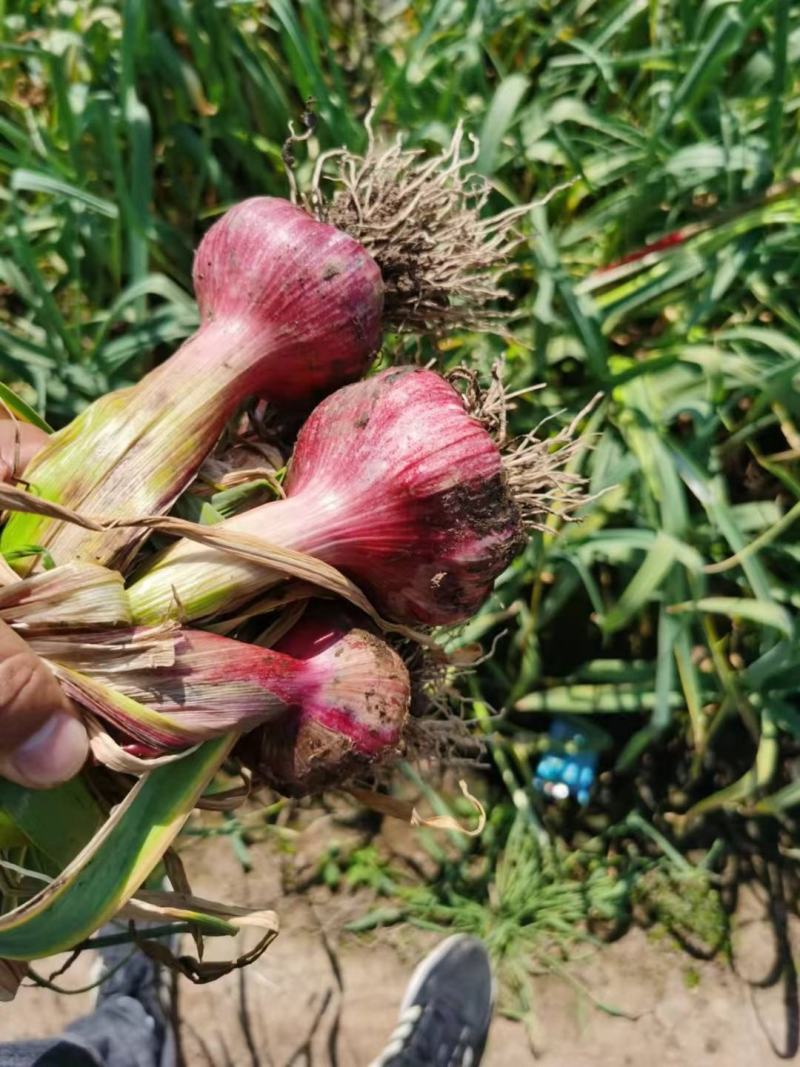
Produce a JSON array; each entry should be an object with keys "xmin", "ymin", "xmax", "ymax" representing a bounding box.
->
[{"xmin": 0, "ymin": 994, "xmax": 175, "ymax": 1067}]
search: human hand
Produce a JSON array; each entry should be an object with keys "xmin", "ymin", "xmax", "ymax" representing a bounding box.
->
[
  {"xmin": 0, "ymin": 416, "xmax": 51, "ymax": 484},
  {"xmin": 0, "ymin": 417, "xmax": 88, "ymax": 788}
]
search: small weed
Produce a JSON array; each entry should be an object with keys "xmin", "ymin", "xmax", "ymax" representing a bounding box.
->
[{"xmin": 634, "ymin": 867, "xmax": 730, "ymax": 960}]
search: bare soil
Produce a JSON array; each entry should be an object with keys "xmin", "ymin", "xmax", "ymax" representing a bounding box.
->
[{"xmin": 3, "ymin": 826, "xmax": 799, "ymax": 1066}]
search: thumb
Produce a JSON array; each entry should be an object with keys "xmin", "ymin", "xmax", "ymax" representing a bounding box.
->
[
  {"xmin": 0, "ymin": 419, "xmax": 50, "ymax": 482},
  {"xmin": 0, "ymin": 622, "xmax": 88, "ymax": 789}
]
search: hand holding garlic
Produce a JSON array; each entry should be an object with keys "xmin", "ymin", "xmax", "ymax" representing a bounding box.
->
[{"xmin": 0, "ymin": 420, "xmax": 89, "ymax": 789}]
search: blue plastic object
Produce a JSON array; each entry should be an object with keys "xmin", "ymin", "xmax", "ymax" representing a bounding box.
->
[{"xmin": 533, "ymin": 718, "xmax": 599, "ymax": 805}]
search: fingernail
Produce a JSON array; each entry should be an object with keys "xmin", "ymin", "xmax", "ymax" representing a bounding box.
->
[{"xmin": 9, "ymin": 713, "xmax": 88, "ymax": 788}]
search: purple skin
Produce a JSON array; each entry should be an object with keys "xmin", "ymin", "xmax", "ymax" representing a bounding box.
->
[
  {"xmin": 129, "ymin": 367, "xmax": 526, "ymax": 627},
  {"xmin": 190, "ymin": 197, "xmax": 384, "ymax": 406},
  {"xmin": 4, "ymin": 197, "xmax": 385, "ymax": 570},
  {"xmin": 245, "ymin": 611, "xmax": 411, "ymax": 797},
  {"xmin": 63, "ymin": 614, "xmax": 410, "ymax": 772},
  {"xmin": 279, "ymin": 366, "xmax": 525, "ymax": 622}
]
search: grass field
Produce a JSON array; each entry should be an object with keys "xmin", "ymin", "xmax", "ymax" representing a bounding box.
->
[{"xmin": 2, "ymin": 0, "xmax": 800, "ymax": 975}]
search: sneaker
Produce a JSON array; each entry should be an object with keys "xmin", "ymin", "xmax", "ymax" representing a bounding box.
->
[{"xmin": 371, "ymin": 934, "xmax": 494, "ymax": 1067}]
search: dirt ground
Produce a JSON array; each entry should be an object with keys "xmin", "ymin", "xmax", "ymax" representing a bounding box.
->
[{"xmin": 3, "ymin": 824, "xmax": 799, "ymax": 1066}]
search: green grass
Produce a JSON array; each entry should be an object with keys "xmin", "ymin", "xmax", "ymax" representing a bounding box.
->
[
  {"xmin": 1, "ymin": 1, "xmax": 800, "ymax": 843},
  {"xmin": 332, "ymin": 804, "xmax": 728, "ymax": 1032}
]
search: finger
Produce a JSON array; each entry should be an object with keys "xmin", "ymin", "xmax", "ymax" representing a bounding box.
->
[
  {"xmin": 0, "ymin": 421, "xmax": 50, "ymax": 481},
  {"xmin": 0, "ymin": 621, "xmax": 88, "ymax": 788}
]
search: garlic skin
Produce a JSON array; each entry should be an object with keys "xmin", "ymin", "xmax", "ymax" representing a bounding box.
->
[
  {"xmin": 2, "ymin": 198, "xmax": 384, "ymax": 570},
  {"xmin": 129, "ymin": 367, "xmax": 526, "ymax": 627},
  {"xmin": 192, "ymin": 197, "xmax": 384, "ymax": 406},
  {"xmin": 59, "ymin": 611, "xmax": 409, "ymax": 766},
  {"xmin": 282, "ymin": 366, "xmax": 526, "ymax": 623},
  {"xmin": 246, "ymin": 611, "xmax": 410, "ymax": 797}
]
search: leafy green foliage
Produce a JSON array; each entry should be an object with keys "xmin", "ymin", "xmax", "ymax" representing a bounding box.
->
[{"xmin": 342, "ymin": 807, "xmax": 727, "ymax": 1027}]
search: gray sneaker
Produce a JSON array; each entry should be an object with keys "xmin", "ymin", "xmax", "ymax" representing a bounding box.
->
[{"xmin": 371, "ymin": 934, "xmax": 494, "ymax": 1067}]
